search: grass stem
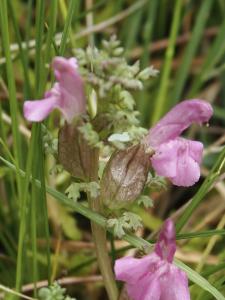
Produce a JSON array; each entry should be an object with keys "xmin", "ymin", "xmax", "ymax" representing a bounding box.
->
[{"xmin": 150, "ymin": 0, "xmax": 183, "ymax": 125}]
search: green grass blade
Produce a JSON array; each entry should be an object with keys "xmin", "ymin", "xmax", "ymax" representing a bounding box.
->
[
  {"xmin": 35, "ymin": 135, "xmax": 51, "ymax": 283},
  {"xmin": 212, "ymin": 105, "xmax": 225, "ymax": 121},
  {"xmin": 138, "ymin": 0, "xmax": 158, "ymax": 124},
  {"xmin": 151, "ymin": 0, "xmax": 183, "ymax": 125},
  {"xmin": 59, "ymin": 0, "xmax": 78, "ymax": 55},
  {"xmin": 189, "ymin": 17, "xmax": 225, "ymax": 97},
  {"xmin": 40, "ymin": 2, "xmax": 58, "ymax": 283},
  {"xmin": 0, "ymin": 284, "xmax": 37, "ymax": 300},
  {"xmin": 171, "ymin": 0, "xmax": 213, "ymax": 105},
  {"xmin": 176, "ymin": 229, "xmax": 225, "ymax": 240},
  {"xmin": 0, "ymin": 0, "xmax": 22, "ymax": 169},
  {"xmin": 8, "ymin": 1, "xmax": 31, "ymax": 98},
  {"xmin": 41, "ymin": 0, "xmax": 58, "ymax": 90},
  {"xmin": 175, "ymin": 259, "xmax": 225, "ymax": 300},
  {"xmin": 24, "ymin": 0, "xmax": 33, "ymax": 88},
  {"xmin": 31, "ymin": 0, "xmax": 55, "ymax": 286},
  {"xmin": 141, "ymin": 0, "xmax": 159, "ymax": 67},
  {"xmin": 0, "ymin": 114, "xmax": 18, "ymax": 223},
  {"xmin": 15, "ymin": 0, "xmax": 46, "ymax": 294},
  {"xmin": 201, "ymin": 262, "xmax": 225, "ymax": 277},
  {"xmin": 15, "ymin": 129, "xmax": 38, "ymax": 294},
  {"xmin": 123, "ymin": 8, "xmax": 143, "ymax": 53},
  {"xmin": 31, "ymin": 179, "xmax": 38, "ymax": 297},
  {"xmin": 34, "ymin": 0, "xmax": 45, "ymax": 97},
  {"xmin": 157, "ymin": 0, "xmax": 168, "ymax": 38}
]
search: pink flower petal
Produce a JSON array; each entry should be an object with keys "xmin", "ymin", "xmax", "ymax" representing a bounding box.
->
[
  {"xmin": 23, "ymin": 57, "xmax": 86, "ymax": 123},
  {"xmin": 127, "ymin": 274, "xmax": 161, "ymax": 300},
  {"xmin": 52, "ymin": 57, "xmax": 86, "ymax": 122},
  {"xmin": 52, "ymin": 57, "xmax": 78, "ymax": 80},
  {"xmin": 23, "ymin": 96, "xmax": 59, "ymax": 122},
  {"xmin": 151, "ymin": 138, "xmax": 202, "ymax": 187},
  {"xmin": 114, "ymin": 253, "xmax": 159, "ymax": 284},
  {"xmin": 160, "ymin": 265, "xmax": 190, "ymax": 300},
  {"xmin": 172, "ymin": 155, "xmax": 200, "ymax": 187},
  {"xmin": 146, "ymin": 99, "xmax": 213, "ymax": 147},
  {"xmin": 188, "ymin": 140, "xmax": 203, "ymax": 163},
  {"xmin": 150, "ymin": 140, "xmax": 179, "ymax": 178},
  {"xmin": 155, "ymin": 219, "xmax": 176, "ymax": 263}
]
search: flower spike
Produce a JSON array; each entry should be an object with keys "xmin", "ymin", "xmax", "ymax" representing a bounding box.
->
[{"xmin": 23, "ymin": 57, "xmax": 86, "ymax": 123}]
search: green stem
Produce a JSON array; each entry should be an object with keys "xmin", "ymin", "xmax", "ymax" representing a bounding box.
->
[
  {"xmin": 90, "ymin": 216, "xmax": 119, "ymax": 300},
  {"xmin": 41, "ymin": 0, "xmax": 58, "ymax": 90},
  {"xmin": 37, "ymin": 131, "xmax": 51, "ymax": 283},
  {"xmin": 8, "ymin": 1, "xmax": 32, "ymax": 98},
  {"xmin": 0, "ymin": 0, "xmax": 40, "ymax": 291},
  {"xmin": 35, "ymin": 0, "xmax": 58, "ymax": 282},
  {"xmin": 31, "ymin": 179, "xmax": 38, "ymax": 297},
  {"xmin": 0, "ymin": 284, "xmax": 37, "ymax": 300},
  {"xmin": 150, "ymin": 0, "xmax": 183, "ymax": 125},
  {"xmin": 0, "ymin": 0, "xmax": 22, "ymax": 189},
  {"xmin": 0, "ymin": 105, "xmax": 17, "ymax": 222},
  {"xmin": 88, "ymin": 152, "xmax": 118, "ymax": 300},
  {"xmin": 32, "ymin": 0, "xmax": 52, "ymax": 286},
  {"xmin": 59, "ymin": 0, "xmax": 78, "ymax": 55},
  {"xmin": 15, "ymin": 128, "xmax": 37, "ymax": 294},
  {"xmin": 15, "ymin": 0, "xmax": 47, "ymax": 294}
]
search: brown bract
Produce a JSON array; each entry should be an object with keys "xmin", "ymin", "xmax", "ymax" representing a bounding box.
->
[
  {"xmin": 101, "ymin": 143, "xmax": 153, "ymax": 209},
  {"xmin": 58, "ymin": 121, "xmax": 98, "ymax": 181}
]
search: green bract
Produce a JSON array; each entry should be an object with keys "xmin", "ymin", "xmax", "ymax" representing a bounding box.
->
[{"xmin": 38, "ymin": 282, "xmax": 76, "ymax": 300}]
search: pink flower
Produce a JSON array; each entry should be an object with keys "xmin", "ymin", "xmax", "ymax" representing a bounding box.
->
[
  {"xmin": 115, "ymin": 219, "xmax": 190, "ymax": 300},
  {"xmin": 144, "ymin": 100, "xmax": 213, "ymax": 186},
  {"xmin": 23, "ymin": 57, "xmax": 86, "ymax": 123}
]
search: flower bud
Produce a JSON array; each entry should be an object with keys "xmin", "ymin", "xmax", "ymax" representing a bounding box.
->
[
  {"xmin": 58, "ymin": 121, "xmax": 98, "ymax": 180},
  {"xmin": 100, "ymin": 143, "xmax": 153, "ymax": 209}
]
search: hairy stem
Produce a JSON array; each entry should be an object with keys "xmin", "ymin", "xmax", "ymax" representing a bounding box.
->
[{"xmin": 88, "ymin": 152, "xmax": 118, "ymax": 300}]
